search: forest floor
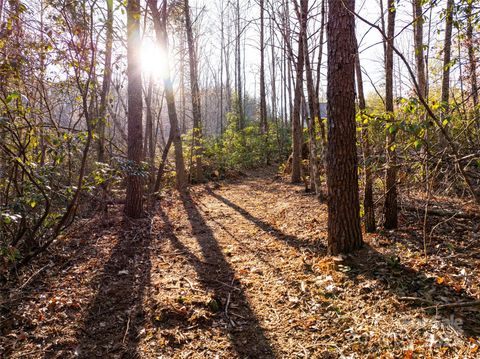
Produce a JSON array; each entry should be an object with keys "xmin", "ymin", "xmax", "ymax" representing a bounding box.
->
[{"xmin": 1, "ymin": 167, "xmax": 480, "ymax": 358}]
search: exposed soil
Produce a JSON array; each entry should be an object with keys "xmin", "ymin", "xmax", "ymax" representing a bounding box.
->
[{"xmin": 1, "ymin": 168, "xmax": 479, "ymax": 358}]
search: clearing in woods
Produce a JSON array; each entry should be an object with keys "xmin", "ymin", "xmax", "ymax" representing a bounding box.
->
[{"xmin": 1, "ymin": 169, "xmax": 479, "ymax": 358}]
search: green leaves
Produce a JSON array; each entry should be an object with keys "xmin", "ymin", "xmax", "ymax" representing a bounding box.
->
[
  {"xmin": 1, "ymin": 211, "xmax": 21, "ymax": 225},
  {"xmin": 6, "ymin": 92, "xmax": 20, "ymax": 103}
]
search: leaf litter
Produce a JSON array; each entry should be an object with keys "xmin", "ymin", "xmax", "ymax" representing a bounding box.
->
[{"xmin": 0, "ymin": 169, "xmax": 479, "ymax": 358}]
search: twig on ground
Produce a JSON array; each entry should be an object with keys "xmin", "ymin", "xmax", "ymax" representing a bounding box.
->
[
  {"xmin": 400, "ymin": 297, "xmax": 480, "ymax": 310},
  {"xmin": 122, "ymin": 311, "xmax": 131, "ymax": 344},
  {"xmin": 19, "ymin": 264, "xmax": 50, "ymax": 290}
]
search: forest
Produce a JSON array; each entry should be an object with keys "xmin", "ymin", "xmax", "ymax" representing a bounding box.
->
[{"xmin": 0, "ymin": 0, "xmax": 479, "ymax": 357}]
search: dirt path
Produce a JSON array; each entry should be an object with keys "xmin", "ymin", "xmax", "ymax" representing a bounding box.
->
[{"xmin": 1, "ymin": 170, "xmax": 479, "ymax": 358}]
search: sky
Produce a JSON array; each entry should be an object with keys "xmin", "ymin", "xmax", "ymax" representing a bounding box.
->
[{"xmin": 187, "ymin": 0, "xmax": 449, "ymax": 102}]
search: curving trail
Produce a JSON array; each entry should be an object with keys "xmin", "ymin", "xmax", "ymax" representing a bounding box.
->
[{"xmin": 1, "ymin": 169, "xmax": 479, "ymax": 358}]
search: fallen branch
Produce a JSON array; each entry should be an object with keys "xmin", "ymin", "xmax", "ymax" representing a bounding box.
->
[
  {"xmin": 402, "ymin": 205, "xmax": 480, "ymax": 220},
  {"xmin": 424, "ymin": 301, "xmax": 480, "ymax": 310},
  {"xmin": 400, "ymin": 297, "xmax": 480, "ymax": 310}
]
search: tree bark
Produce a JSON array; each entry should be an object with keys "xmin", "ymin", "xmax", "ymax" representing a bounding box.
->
[
  {"xmin": 291, "ymin": 0, "xmax": 306, "ymax": 184},
  {"xmin": 97, "ymin": 0, "xmax": 113, "ymax": 163},
  {"xmin": 355, "ymin": 39, "xmax": 375, "ymax": 233},
  {"xmin": 124, "ymin": 0, "xmax": 144, "ymax": 218},
  {"xmin": 302, "ymin": 0, "xmax": 321, "ymax": 198},
  {"xmin": 466, "ymin": 1, "xmax": 479, "ymax": 132},
  {"xmin": 235, "ymin": 0, "xmax": 244, "ymax": 128},
  {"xmin": 184, "ymin": 0, "xmax": 204, "ymax": 182},
  {"xmin": 259, "ymin": 0, "xmax": 268, "ymax": 136},
  {"xmin": 144, "ymin": 75, "xmax": 155, "ymax": 188},
  {"xmin": 148, "ymin": 0, "xmax": 187, "ymax": 192},
  {"xmin": 440, "ymin": 0, "xmax": 453, "ymax": 145},
  {"xmin": 383, "ymin": 0, "xmax": 397, "ymax": 230},
  {"xmin": 326, "ymin": 0, "xmax": 363, "ymax": 254},
  {"xmin": 413, "ymin": 0, "xmax": 426, "ymax": 98}
]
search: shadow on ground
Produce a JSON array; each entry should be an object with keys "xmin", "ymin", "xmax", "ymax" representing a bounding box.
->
[
  {"xmin": 205, "ymin": 186, "xmax": 479, "ymax": 339},
  {"xmin": 156, "ymin": 191, "xmax": 276, "ymax": 358},
  {"xmin": 345, "ymin": 244, "xmax": 480, "ymax": 338},
  {"xmin": 72, "ymin": 219, "xmax": 152, "ymax": 359},
  {"xmin": 205, "ymin": 186, "xmax": 326, "ymax": 255}
]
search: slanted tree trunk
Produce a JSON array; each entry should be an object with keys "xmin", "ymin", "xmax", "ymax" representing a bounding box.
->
[
  {"xmin": 148, "ymin": 0, "xmax": 187, "ymax": 192},
  {"xmin": 154, "ymin": 129, "xmax": 173, "ymax": 194},
  {"xmin": 144, "ymin": 75, "xmax": 155, "ymax": 188},
  {"xmin": 355, "ymin": 39, "xmax": 375, "ymax": 233},
  {"xmin": 97, "ymin": 0, "xmax": 113, "ymax": 163},
  {"xmin": 383, "ymin": 0, "xmax": 397, "ymax": 229},
  {"xmin": 124, "ymin": 0, "xmax": 144, "ymax": 218},
  {"xmin": 326, "ymin": 0, "xmax": 363, "ymax": 254}
]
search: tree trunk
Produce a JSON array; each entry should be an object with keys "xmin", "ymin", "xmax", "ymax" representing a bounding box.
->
[
  {"xmin": 259, "ymin": 0, "xmax": 268, "ymax": 136},
  {"xmin": 302, "ymin": 0, "xmax": 321, "ymax": 198},
  {"xmin": 154, "ymin": 129, "xmax": 173, "ymax": 194},
  {"xmin": 148, "ymin": 0, "xmax": 187, "ymax": 192},
  {"xmin": 383, "ymin": 0, "xmax": 397, "ymax": 229},
  {"xmin": 413, "ymin": 0, "xmax": 426, "ymax": 98},
  {"xmin": 315, "ymin": 0, "xmax": 327, "ymax": 146},
  {"xmin": 466, "ymin": 1, "xmax": 479, "ymax": 132},
  {"xmin": 326, "ymin": 0, "xmax": 363, "ymax": 254},
  {"xmin": 235, "ymin": 0, "xmax": 244, "ymax": 128},
  {"xmin": 219, "ymin": 0, "xmax": 225, "ymax": 134},
  {"xmin": 355, "ymin": 39, "xmax": 376, "ymax": 233},
  {"xmin": 97, "ymin": 0, "xmax": 113, "ymax": 163},
  {"xmin": 124, "ymin": 0, "xmax": 144, "ymax": 218},
  {"xmin": 184, "ymin": 0, "xmax": 204, "ymax": 182},
  {"xmin": 440, "ymin": 0, "xmax": 453, "ymax": 145},
  {"xmin": 144, "ymin": 75, "xmax": 155, "ymax": 188},
  {"xmin": 270, "ymin": 12, "xmax": 280, "ymax": 153},
  {"xmin": 291, "ymin": 0, "xmax": 306, "ymax": 184}
]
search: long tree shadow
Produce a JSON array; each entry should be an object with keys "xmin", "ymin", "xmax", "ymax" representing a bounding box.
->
[
  {"xmin": 71, "ymin": 219, "xmax": 152, "ymax": 359},
  {"xmin": 0, "ymin": 215, "xmax": 126, "ymax": 358},
  {"xmin": 157, "ymin": 192, "xmax": 276, "ymax": 358},
  {"xmin": 344, "ymin": 243, "xmax": 480, "ymax": 338},
  {"xmin": 205, "ymin": 186, "xmax": 326, "ymax": 255},
  {"xmin": 205, "ymin": 187, "xmax": 479, "ymax": 339}
]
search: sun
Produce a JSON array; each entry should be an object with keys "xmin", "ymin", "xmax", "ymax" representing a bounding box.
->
[{"xmin": 140, "ymin": 39, "xmax": 168, "ymax": 79}]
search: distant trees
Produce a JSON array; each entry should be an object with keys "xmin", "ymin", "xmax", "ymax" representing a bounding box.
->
[
  {"xmin": 326, "ymin": 0, "xmax": 363, "ymax": 254},
  {"xmin": 2, "ymin": 0, "xmax": 480, "ymax": 273}
]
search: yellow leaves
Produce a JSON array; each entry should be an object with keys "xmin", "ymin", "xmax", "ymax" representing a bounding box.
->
[{"xmin": 435, "ymin": 275, "xmax": 464, "ymax": 293}]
